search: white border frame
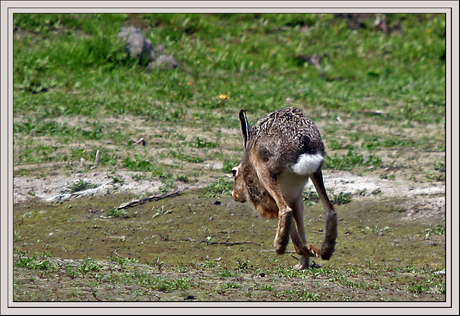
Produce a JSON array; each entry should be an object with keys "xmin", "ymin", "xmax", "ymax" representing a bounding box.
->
[{"xmin": 1, "ymin": 1, "xmax": 458, "ymax": 315}]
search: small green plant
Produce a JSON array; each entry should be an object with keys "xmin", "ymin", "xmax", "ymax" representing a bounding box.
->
[
  {"xmin": 360, "ymin": 225, "xmax": 391, "ymax": 235},
  {"xmin": 108, "ymin": 207, "xmax": 126, "ymax": 218},
  {"xmin": 147, "ymin": 256, "xmax": 166, "ymax": 273},
  {"xmin": 14, "ymin": 251, "xmax": 56, "ymax": 271},
  {"xmin": 111, "ymin": 176, "xmax": 124, "ymax": 184},
  {"xmin": 78, "ymin": 257, "xmax": 101, "ymax": 275},
  {"xmin": 132, "ymin": 174, "xmax": 148, "ymax": 181},
  {"xmin": 302, "ymin": 188, "xmax": 320, "ymax": 205},
  {"xmin": 332, "ymin": 192, "xmax": 352, "ymax": 205},
  {"xmin": 190, "ymin": 137, "xmax": 219, "ymax": 148},
  {"xmin": 424, "ymin": 224, "xmax": 445, "ymax": 239},
  {"xmin": 66, "ymin": 179, "xmax": 98, "ymax": 193},
  {"xmin": 175, "ymin": 174, "xmax": 189, "ymax": 182},
  {"xmin": 203, "ymin": 178, "xmax": 233, "ymax": 197},
  {"xmin": 236, "ymin": 258, "xmax": 253, "ymax": 271},
  {"xmin": 123, "ymin": 156, "xmax": 157, "ymax": 172},
  {"xmin": 223, "ymin": 282, "xmax": 241, "ymax": 289},
  {"xmin": 159, "ymin": 178, "xmax": 177, "ymax": 192},
  {"xmin": 62, "ymin": 265, "xmax": 79, "ymax": 279},
  {"xmin": 152, "ymin": 206, "xmax": 172, "ymax": 218},
  {"xmin": 168, "ymin": 150, "xmax": 204, "ymax": 163},
  {"xmin": 109, "ymin": 256, "xmax": 139, "ymax": 269},
  {"xmin": 257, "ymin": 284, "xmax": 274, "ymax": 291},
  {"xmin": 407, "ymin": 283, "xmax": 431, "ymax": 294}
]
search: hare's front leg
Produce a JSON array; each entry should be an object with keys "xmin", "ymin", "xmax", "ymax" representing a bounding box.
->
[{"xmin": 254, "ymin": 162, "xmax": 293, "ymax": 254}]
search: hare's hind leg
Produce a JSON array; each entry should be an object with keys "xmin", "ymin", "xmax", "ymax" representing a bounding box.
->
[
  {"xmin": 311, "ymin": 168, "xmax": 338, "ymax": 260},
  {"xmin": 289, "ymin": 196, "xmax": 321, "ymax": 269}
]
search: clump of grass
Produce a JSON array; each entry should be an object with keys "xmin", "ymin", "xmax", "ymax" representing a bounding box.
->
[
  {"xmin": 14, "ymin": 250, "xmax": 56, "ymax": 271},
  {"xmin": 109, "ymin": 256, "xmax": 139, "ymax": 269},
  {"xmin": 108, "ymin": 207, "xmax": 126, "ymax": 218},
  {"xmin": 66, "ymin": 179, "xmax": 98, "ymax": 193},
  {"xmin": 302, "ymin": 188, "xmax": 320, "ymax": 206},
  {"xmin": 123, "ymin": 156, "xmax": 157, "ymax": 172},
  {"xmin": 203, "ymin": 178, "xmax": 233, "ymax": 197},
  {"xmin": 332, "ymin": 192, "xmax": 352, "ymax": 205},
  {"xmin": 424, "ymin": 224, "xmax": 445, "ymax": 239},
  {"xmin": 78, "ymin": 257, "xmax": 102, "ymax": 275}
]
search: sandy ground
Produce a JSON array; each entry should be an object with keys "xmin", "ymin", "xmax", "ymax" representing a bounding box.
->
[{"xmin": 13, "ymin": 167, "xmax": 446, "ymax": 222}]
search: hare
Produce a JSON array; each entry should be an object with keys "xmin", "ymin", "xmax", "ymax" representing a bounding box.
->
[{"xmin": 232, "ymin": 107, "xmax": 338, "ymax": 270}]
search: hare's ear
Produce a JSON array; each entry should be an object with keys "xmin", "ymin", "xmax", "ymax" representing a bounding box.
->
[{"xmin": 239, "ymin": 110, "xmax": 251, "ymax": 149}]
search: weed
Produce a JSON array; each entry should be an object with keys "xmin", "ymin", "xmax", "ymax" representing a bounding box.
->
[
  {"xmin": 302, "ymin": 188, "xmax": 320, "ymax": 206},
  {"xmin": 360, "ymin": 226, "xmax": 391, "ymax": 236},
  {"xmin": 236, "ymin": 258, "xmax": 254, "ymax": 271},
  {"xmin": 147, "ymin": 256, "xmax": 166, "ymax": 273},
  {"xmin": 152, "ymin": 206, "xmax": 172, "ymax": 218},
  {"xmin": 407, "ymin": 283, "xmax": 431, "ymax": 294},
  {"xmin": 190, "ymin": 137, "xmax": 219, "ymax": 149},
  {"xmin": 424, "ymin": 224, "xmax": 445, "ymax": 239},
  {"xmin": 109, "ymin": 256, "xmax": 139, "ymax": 269},
  {"xmin": 123, "ymin": 156, "xmax": 157, "ymax": 172},
  {"xmin": 78, "ymin": 257, "xmax": 102, "ymax": 275},
  {"xmin": 175, "ymin": 174, "xmax": 189, "ymax": 182},
  {"xmin": 14, "ymin": 251, "xmax": 56, "ymax": 271},
  {"xmin": 332, "ymin": 192, "xmax": 352, "ymax": 205},
  {"xmin": 111, "ymin": 176, "xmax": 124, "ymax": 184},
  {"xmin": 108, "ymin": 208, "xmax": 126, "ymax": 218},
  {"xmin": 66, "ymin": 179, "xmax": 98, "ymax": 193},
  {"xmin": 131, "ymin": 174, "xmax": 149, "ymax": 181},
  {"xmin": 203, "ymin": 178, "xmax": 233, "ymax": 197},
  {"xmin": 159, "ymin": 178, "xmax": 177, "ymax": 192}
]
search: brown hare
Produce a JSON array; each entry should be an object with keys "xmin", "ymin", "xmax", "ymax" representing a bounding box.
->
[{"xmin": 232, "ymin": 107, "xmax": 338, "ymax": 270}]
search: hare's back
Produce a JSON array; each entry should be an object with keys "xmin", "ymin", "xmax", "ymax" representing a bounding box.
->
[{"xmin": 251, "ymin": 107, "xmax": 325, "ymax": 155}]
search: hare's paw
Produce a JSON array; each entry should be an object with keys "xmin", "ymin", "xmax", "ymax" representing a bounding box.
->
[
  {"xmin": 321, "ymin": 240, "xmax": 336, "ymax": 260},
  {"xmin": 274, "ymin": 235, "xmax": 289, "ymax": 254},
  {"xmin": 306, "ymin": 243, "xmax": 321, "ymax": 257},
  {"xmin": 294, "ymin": 255, "xmax": 310, "ymax": 270},
  {"xmin": 297, "ymin": 243, "xmax": 320, "ymax": 257}
]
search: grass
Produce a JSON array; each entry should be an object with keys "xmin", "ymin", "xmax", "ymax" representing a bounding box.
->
[
  {"xmin": 13, "ymin": 241, "xmax": 445, "ymax": 301},
  {"xmin": 12, "ymin": 13, "xmax": 446, "ymax": 302},
  {"xmin": 13, "ymin": 13, "xmax": 446, "ymax": 183}
]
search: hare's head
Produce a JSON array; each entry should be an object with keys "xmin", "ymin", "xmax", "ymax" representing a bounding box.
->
[
  {"xmin": 232, "ymin": 164, "xmax": 247, "ymax": 202},
  {"xmin": 232, "ymin": 110, "xmax": 251, "ymax": 203}
]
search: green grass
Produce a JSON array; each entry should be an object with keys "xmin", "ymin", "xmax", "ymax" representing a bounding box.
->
[
  {"xmin": 203, "ymin": 178, "xmax": 234, "ymax": 197},
  {"xmin": 13, "ymin": 247, "xmax": 445, "ymax": 301},
  {"xmin": 13, "ymin": 13, "xmax": 445, "ymax": 179},
  {"xmin": 14, "ymin": 13, "xmax": 445, "ymax": 121}
]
